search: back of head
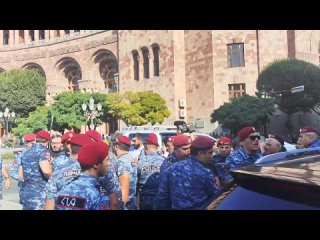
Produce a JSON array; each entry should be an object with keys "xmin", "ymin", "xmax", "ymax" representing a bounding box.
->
[
  {"xmin": 85, "ymin": 130, "xmax": 102, "ymax": 142},
  {"xmin": 78, "ymin": 142, "xmax": 109, "ymax": 166}
]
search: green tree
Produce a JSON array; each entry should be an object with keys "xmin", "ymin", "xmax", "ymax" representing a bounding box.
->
[
  {"xmin": 0, "ymin": 69, "xmax": 46, "ymax": 118},
  {"xmin": 51, "ymin": 91, "xmax": 108, "ymax": 132},
  {"xmin": 12, "ymin": 106, "xmax": 51, "ymax": 138},
  {"xmin": 211, "ymin": 95, "xmax": 275, "ymax": 136},
  {"xmin": 108, "ymin": 91, "xmax": 171, "ymax": 126},
  {"xmin": 256, "ymin": 59, "xmax": 320, "ymax": 137}
]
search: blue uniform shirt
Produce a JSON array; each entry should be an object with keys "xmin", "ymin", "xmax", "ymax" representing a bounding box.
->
[
  {"xmin": 55, "ymin": 174, "xmax": 110, "ymax": 210},
  {"xmin": 307, "ymin": 139, "xmax": 320, "ymax": 148},
  {"xmin": 113, "ymin": 153, "xmax": 137, "ymax": 210},
  {"xmin": 137, "ymin": 152, "xmax": 164, "ymax": 209},
  {"xmin": 159, "ymin": 152, "xmax": 178, "ymax": 181},
  {"xmin": 52, "ymin": 150, "xmax": 71, "ymax": 171},
  {"xmin": 45, "ymin": 157, "xmax": 81, "ymax": 201},
  {"xmin": 21, "ymin": 143, "xmax": 51, "ymax": 210},
  {"xmin": 154, "ymin": 156, "xmax": 219, "ymax": 210},
  {"xmin": 99, "ymin": 163, "xmax": 123, "ymax": 209}
]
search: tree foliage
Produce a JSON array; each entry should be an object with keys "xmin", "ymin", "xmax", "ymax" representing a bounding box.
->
[
  {"xmin": 257, "ymin": 59, "xmax": 320, "ymax": 115},
  {"xmin": 51, "ymin": 91, "xmax": 108, "ymax": 132},
  {"xmin": 12, "ymin": 106, "xmax": 51, "ymax": 138},
  {"xmin": 257, "ymin": 59, "xmax": 320, "ymax": 136},
  {"xmin": 0, "ymin": 69, "xmax": 46, "ymax": 118},
  {"xmin": 108, "ymin": 91, "xmax": 171, "ymax": 126},
  {"xmin": 211, "ymin": 95, "xmax": 275, "ymax": 136}
]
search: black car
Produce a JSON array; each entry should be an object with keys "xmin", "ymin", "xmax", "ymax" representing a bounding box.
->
[{"xmin": 205, "ymin": 148, "xmax": 320, "ymax": 210}]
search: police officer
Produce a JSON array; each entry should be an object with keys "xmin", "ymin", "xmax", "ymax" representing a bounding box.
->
[
  {"xmin": 9, "ymin": 133, "xmax": 36, "ymax": 205},
  {"xmin": 112, "ymin": 135, "xmax": 138, "ymax": 210},
  {"xmin": 21, "ymin": 130, "xmax": 52, "ymax": 210},
  {"xmin": 0, "ymin": 155, "xmax": 10, "ymax": 200},
  {"xmin": 225, "ymin": 126, "xmax": 262, "ymax": 172},
  {"xmin": 154, "ymin": 136, "xmax": 219, "ymax": 210},
  {"xmin": 137, "ymin": 133, "xmax": 164, "ymax": 209},
  {"xmin": 85, "ymin": 130, "xmax": 103, "ymax": 142},
  {"xmin": 159, "ymin": 134, "xmax": 191, "ymax": 182},
  {"xmin": 297, "ymin": 126, "xmax": 320, "ymax": 148},
  {"xmin": 43, "ymin": 134, "xmax": 92, "ymax": 210},
  {"xmin": 55, "ymin": 142, "xmax": 110, "ymax": 210},
  {"xmin": 208, "ymin": 137, "xmax": 233, "ymax": 187}
]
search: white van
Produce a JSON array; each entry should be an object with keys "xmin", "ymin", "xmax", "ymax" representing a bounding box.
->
[{"xmin": 116, "ymin": 125, "xmax": 177, "ymax": 152}]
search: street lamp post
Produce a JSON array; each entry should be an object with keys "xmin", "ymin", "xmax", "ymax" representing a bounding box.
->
[
  {"xmin": 81, "ymin": 97, "xmax": 103, "ymax": 130},
  {"xmin": 0, "ymin": 107, "xmax": 16, "ymax": 136}
]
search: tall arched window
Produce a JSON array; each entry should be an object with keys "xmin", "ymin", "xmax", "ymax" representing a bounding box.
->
[
  {"xmin": 152, "ymin": 43, "xmax": 160, "ymax": 77},
  {"xmin": 141, "ymin": 47, "xmax": 149, "ymax": 79},
  {"xmin": 132, "ymin": 50, "xmax": 140, "ymax": 80}
]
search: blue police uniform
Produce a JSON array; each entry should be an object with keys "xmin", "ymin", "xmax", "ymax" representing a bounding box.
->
[
  {"xmin": 307, "ymin": 139, "xmax": 320, "ymax": 148},
  {"xmin": 99, "ymin": 162, "xmax": 123, "ymax": 209},
  {"xmin": 211, "ymin": 154, "xmax": 233, "ymax": 182},
  {"xmin": 44, "ymin": 157, "xmax": 81, "ymax": 202},
  {"xmin": 9, "ymin": 148, "xmax": 30, "ymax": 205},
  {"xmin": 154, "ymin": 156, "xmax": 219, "ymax": 210},
  {"xmin": 159, "ymin": 152, "xmax": 178, "ymax": 181},
  {"xmin": 137, "ymin": 152, "xmax": 164, "ymax": 209},
  {"xmin": 224, "ymin": 147, "xmax": 262, "ymax": 179},
  {"xmin": 21, "ymin": 142, "xmax": 51, "ymax": 210},
  {"xmin": 51, "ymin": 149, "xmax": 71, "ymax": 170},
  {"xmin": 113, "ymin": 153, "xmax": 137, "ymax": 210},
  {"xmin": 55, "ymin": 173, "xmax": 110, "ymax": 210}
]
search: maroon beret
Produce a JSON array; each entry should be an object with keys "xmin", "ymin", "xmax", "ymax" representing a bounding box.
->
[
  {"xmin": 36, "ymin": 130, "xmax": 51, "ymax": 141},
  {"xmin": 78, "ymin": 142, "xmax": 109, "ymax": 166},
  {"xmin": 217, "ymin": 137, "xmax": 232, "ymax": 146},
  {"xmin": 69, "ymin": 134, "xmax": 92, "ymax": 146},
  {"xmin": 299, "ymin": 126, "xmax": 319, "ymax": 135},
  {"xmin": 85, "ymin": 130, "xmax": 102, "ymax": 142},
  {"xmin": 24, "ymin": 133, "xmax": 36, "ymax": 142},
  {"xmin": 116, "ymin": 136, "xmax": 131, "ymax": 146},
  {"xmin": 145, "ymin": 133, "xmax": 159, "ymax": 146},
  {"xmin": 238, "ymin": 126, "xmax": 256, "ymax": 142},
  {"xmin": 268, "ymin": 133, "xmax": 284, "ymax": 146},
  {"xmin": 191, "ymin": 136, "xmax": 215, "ymax": 150},
  {"xmin": 173, "ymin": 135, "xmax": 191, "ymax": 147},
  {"xmin": 61, "ymin": 131, "xmax": 74, "ymax": 144}
]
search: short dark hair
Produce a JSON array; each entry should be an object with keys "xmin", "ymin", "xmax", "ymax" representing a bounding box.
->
[
  {"xmin": 115, "ymin": 142, "xmax": 130, "ymax": 152},
  {"xmin": 135, "ymin": 133, "xmax": 143, "ymax": 140}
]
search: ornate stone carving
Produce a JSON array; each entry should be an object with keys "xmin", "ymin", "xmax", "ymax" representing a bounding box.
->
[{"xmin": 50, "ymin": 45, "xmax": 81, "ymax": 57}]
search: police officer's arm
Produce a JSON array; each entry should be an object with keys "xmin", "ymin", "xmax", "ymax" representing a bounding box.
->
[
  {"xmin": 108, "ymin": 192, "xmax": 120, "ymax": 210},
  {"xmin": 39, "ymin": 160, "xmax": 52, "ymax": 178},
  {"xmin": 153, "ymin": 170, "xmax": 172, "ymax": 210},
  {"xmin": 1, "ymin": 167, "xmax": 11, "ymax": 189},
  {"xmin": 119, "ymin": 173, "xmax": 130, "ymax": 204},
  {"xmin": 18, "ymin": 165, "xmax": 24, "ymax": 182}
]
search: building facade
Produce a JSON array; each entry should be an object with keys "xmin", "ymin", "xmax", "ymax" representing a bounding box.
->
[{"xmin": 0, "ymin": 30, "xmax": 319, "ymax": 134}]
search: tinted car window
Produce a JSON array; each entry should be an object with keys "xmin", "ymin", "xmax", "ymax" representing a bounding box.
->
[{"xmin": 212, "ymin": 186, "xmax": 320, "ymax": 210}]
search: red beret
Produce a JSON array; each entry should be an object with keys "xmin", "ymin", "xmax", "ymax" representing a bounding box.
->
[
  {"xmin": 69, "ymin": 134, "xmax": 92, "ymax": 146},
  {"xmin": 238, "ymin": 126, "xmax": 256, "ymax": 142},
  {"xmin": 85, "ymin": 130, "xmax": 102, "ymax": 142},
  {"xmin": 268, "ymin": 133, "xmax": 284, "ymax": 146},
  {"xmin": 36, "ymin": 130, "xmax": 51, "ymax": 141},
  {"xmin": 145, "ymin": 133, "xmax": 159, "ymax": 146},
  {"xmin": 61, "ymin": 131, "xmax": 74, "ymax": 144},
  {"xmin": 78, "ymin": 142, "xmax": 109, "ymax": 165},
  {"xmin": 191, "ymin": 136, "xmax": 215, "ymax": 150},
  {"xmin": 24, "ymin": 133, "xmax": 36, "ymax": 142},
  {"xmin": 116, "ymin": 136, "xmax": 131, "ymax": 146},
  {"xmin": 173, "ymin": 135, "xmax": 191, "ymax": 147},
  {"xmin": 299, "ymin": 126, "xmax": 319, "ymax": 135},
  {"xmin": 217, "ymin": 137, "xmax": 232, "ymax": 146}
]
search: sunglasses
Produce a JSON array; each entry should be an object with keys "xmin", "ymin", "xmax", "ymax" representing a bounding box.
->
[{"xmin": 248, "ymin": 135, "xmax": 260, "ymax": 141}]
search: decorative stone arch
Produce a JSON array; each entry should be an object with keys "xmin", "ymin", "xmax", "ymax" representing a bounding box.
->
[
  {"xmin": 55, "ymin": 57, "xmax": 82, "ymax": 91},
  {"xmin": 91, "ymin": 49, "xmax": 118, "ymax": 92},
  {"xmin": 132, "ymin": 49, "xmax": 140, "ymax": 80},
  {"xmin": 151, "ymin": 43, "xmax": 160, "ymax": 77},
  {"xmin": 141, "ymin": 46, "xmax": 150, "ymax": 79},
  {"xmin": 22, "ymin": 62, "xmax": 46, "ymax": 80}
]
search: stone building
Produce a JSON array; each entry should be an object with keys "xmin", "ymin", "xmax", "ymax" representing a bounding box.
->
[{"xmin": 0, "ymin": 30, "xmax": 319, "ymax": 135}]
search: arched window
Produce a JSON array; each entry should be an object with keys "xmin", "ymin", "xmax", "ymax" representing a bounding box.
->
[
  {"xmin": 152, "ymin": 43, "xmax": 160, "ymax": 77},
  {"xmin": 141, "ymin": 47, "xmax": 149, "ymax": 79},
  {"xmin": 132, "ymin": 50, "xmax": 140, "ymax": 80}
]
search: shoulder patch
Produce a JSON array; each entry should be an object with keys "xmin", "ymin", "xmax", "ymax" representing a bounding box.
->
[
  {"xmin": 63, "ymin": 169, "xmax": 81, "ymax": 178},
  {"xmin": 57, "ymin": 195, "xmax": 86, "ymax": 209},
  {"xmin": 95, "ymin": 184, "xmax": 107, "ymax": 194}
]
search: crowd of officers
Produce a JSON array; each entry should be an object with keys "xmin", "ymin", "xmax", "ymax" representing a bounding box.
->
[{"xmin": 2, "ymin": 124, "xmax": 320, "ymax": 210}]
